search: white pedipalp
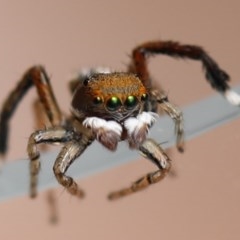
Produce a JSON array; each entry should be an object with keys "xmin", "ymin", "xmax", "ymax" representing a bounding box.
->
[
  {"xmin": 137, "ymin": 112, "xmax": 158, "ymax": 126},
  {"xmin": 224, "ymin": 90, "xmax": 240, "ymax": 106},
  {"xmin": 123, "ymin": 117, "xmax": 140, "ymax": 135},
  {"xmin": 83, "ymin": 117, "xmax": 122, "ymax": 137},
  {"xmin": 124, "ymin": 111, "xmax": 158, "ymax": 135}
]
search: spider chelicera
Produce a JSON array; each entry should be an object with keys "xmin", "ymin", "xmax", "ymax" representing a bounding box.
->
[{"xmin": 0, "ymin": 40, "xmax": 239, "ymax": 200}]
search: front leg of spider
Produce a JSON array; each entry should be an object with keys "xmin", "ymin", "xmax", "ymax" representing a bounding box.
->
[
  {"xmin": 27, "ymin": 123, "xmax": 94, "ymax": 198},
  {"xmin": 153, "ymin": 91, "xmax": 184, "ymax": 152},
  {"xmin": 108, "ymin": 138, "xmax": 171, "ymax": 200},
  {"xmin": 53, "ymin": 141, "xmax": 89, "ymax": 198}
]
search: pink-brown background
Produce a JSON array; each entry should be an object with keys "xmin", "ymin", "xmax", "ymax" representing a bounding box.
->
[{"xmin": 0, "ymin": 0, "xmax": 240, "ymax": 239}]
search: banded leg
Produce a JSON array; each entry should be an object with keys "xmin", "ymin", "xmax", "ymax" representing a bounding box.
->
[
  {"xmin": 153, "ymin": 90, "xmax": 184, "ymax": 152},
  {"xmin": 108, "ymin": 139, "xmax": 171, "ymax": 200},
  {"xmin": 53, "ymin": 137, "xmax": 93, "ymax": 198},
  {"xmin": 28, "ymin": 126, "xmax": 76, "ymax": 197},
  {"xmin": 33, "ymin": 100, "xmax": 58, "ymax": 223},
  {"xmin": 0, "ymin": 65, "xmax": 62, "ymax": 155},
  {"xmin": 130, "ymin": 40, "xmax": 240, "ymax": 105}
]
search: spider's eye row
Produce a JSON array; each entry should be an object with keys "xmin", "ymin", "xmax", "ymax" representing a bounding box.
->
[
  {"xmin": 141, "ymin": 93, "xmax": 148, "ymax": 101},
  {"xmin": 105, "ymin": 94, "xmax": 146, "ymax": 111},
  {"xmin": 106, "ymin": 96, "xmax": 122, "ymax": 111},
  {"xmin": 124, "ymin": 95, "xmax": 138, "ymax": 109},
  {"xmin": 83, "ymin": 79, "xmax": 89, "ymax": 86},
  {"xmin": 93, "ymin": 96, "xmax": 103, "ymax": 105}
]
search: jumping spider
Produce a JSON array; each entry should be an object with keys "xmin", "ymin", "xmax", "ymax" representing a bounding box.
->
[{"xmin": 0, "ymin": 40, "xmax": 239, "ymax": 200}]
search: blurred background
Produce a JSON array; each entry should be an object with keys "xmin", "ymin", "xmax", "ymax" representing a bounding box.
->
[{"xmin": 0, "ymin": 0, "xmax": 239, "ymax": 239}]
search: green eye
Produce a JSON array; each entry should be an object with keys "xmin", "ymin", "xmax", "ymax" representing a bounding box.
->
[
  {"xmin": 93, "ymin": 96, "xmax": 103, "ymax": 105},
  {"xmin": 124, "ymin": 95, "xmax": 138, "ymax": 109},
  {"xmin": 106, "ymin": 96, "xmax": 121, "ymax": 111},
  {"xmin": 141, "ymin": 93, "xmax": 148, "ymax": 101}
]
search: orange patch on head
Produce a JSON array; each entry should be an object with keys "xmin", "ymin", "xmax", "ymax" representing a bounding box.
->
[{"xmin": 88, "ymin": 73, "xmax": 147, "ymax": 103}]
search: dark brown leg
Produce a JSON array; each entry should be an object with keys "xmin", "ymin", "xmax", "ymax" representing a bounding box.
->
[
  {"xmin": 0, "ymin": 66, "xmax": 62, "ymax": 155},
  {"xmin": 129, "ymin": 40, "xmax": 239, "ymax": 151},
  {"xmin": 108, "ymin": 139, "xmax": 171, "ymax": 200},
  {"xmin": 130, "ymin": 40, "xmax": 231, "ymax": 93}
]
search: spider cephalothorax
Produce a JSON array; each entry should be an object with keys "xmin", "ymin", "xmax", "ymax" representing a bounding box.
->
[
  {"xmin": 71, "ymin": 72, "xmax": 156, "ymax": 150},
  {"xmin": 0, "ymin": 40, "xmax": 239, "ymax": 200},
  {"xmin": 71, "ymin": 72, "xmax": 147, "ymax": 121}
]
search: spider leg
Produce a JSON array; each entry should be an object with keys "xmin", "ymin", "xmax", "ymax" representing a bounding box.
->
[
  {"xmin": 0, "ymin": 66, "xmax": 62, "ymax": 155},
  {"xmin": 46, "ymin": 189, "xmax": 58, "ymax": 224},
  {"xmin": 108, "ymin": 139, "xmax": 171, "ymax": 200},
  {"xmin": 33, "ymin": 100, "xmax": 59, "ymax": 223},
  {"xmin": 27, "ymin": 126, "xmax": 76, "ymax": 197},
  {"xmin": 153, "ymin": 91, "xmax": 184, "ymax": 152},
  {"xmin": 130, "ymin": 40, "xmax": 240, "ymax": 105},
  {"xmin": 53, "ymin": 137, "xmax": 93, "ymax": 198}
]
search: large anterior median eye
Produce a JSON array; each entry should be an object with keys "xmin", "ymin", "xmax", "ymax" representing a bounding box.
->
[
  {"xmin": 106, "ymin": 96, "xmax": 122, "ymax": 111},
  {"xmin": 124, "ymin": 95, "xmax": 138, "ymax": 109}
]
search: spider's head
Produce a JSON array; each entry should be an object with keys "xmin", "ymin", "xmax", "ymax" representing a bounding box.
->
[{"xmin": 71, "ymin": 72, "xmax": 148, "ymax": 123}]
